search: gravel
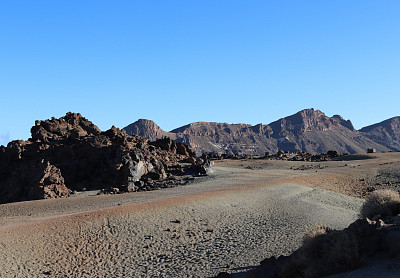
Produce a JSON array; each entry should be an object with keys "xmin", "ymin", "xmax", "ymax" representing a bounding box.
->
[{"xmin": 0, "ymin": 165, "xmax": 363, "ymax": 277}]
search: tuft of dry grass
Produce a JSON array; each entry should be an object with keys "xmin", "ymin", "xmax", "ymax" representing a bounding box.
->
[
  {"xmin": 360, "ymin": 189, "xmax": 400, "ymax": 219},
  {"xmin": 302, "ymin": 226, "xmax": 331, "ymax": 245}
]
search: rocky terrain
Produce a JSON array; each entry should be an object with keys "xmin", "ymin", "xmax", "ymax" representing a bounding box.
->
[
  {"xmin": 1, "ymin": 151, "xmax": 400, "ymax": 277},
  {"xmin": 219, "ymin": 187, "xmax": 400, "ymax": 278},
  {"xmin": 124, "ymin": 108, "xmax": 399, "ymax": 155},
  {"xmin": 221, "ymin": 216, "xmax": 400, "ymax": 278},
  {"xmin": 0, "ymin": 113, "xmax": 210, "ymax": 204}
]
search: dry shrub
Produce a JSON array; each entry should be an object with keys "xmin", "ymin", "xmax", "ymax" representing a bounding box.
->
[
  {"xmin": 360, "ymin": 189, "xmax": 400, "ymax": 219},
  {"xmin": 325, "ymin": 232, "xmax": 365, "ymax": 271},
  {"xmin": 302, "ymin": 226, "xmax": 331, "ymax": 245},
  {"xmin": 296, "ymin": 227, "xmax": 365, "ymax": 277}
]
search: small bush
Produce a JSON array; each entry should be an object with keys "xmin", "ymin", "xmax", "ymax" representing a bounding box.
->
[
  {"xmin": 360, "ymin": 189, "xmax": 400, "ymax": 219},
  {"xmin": 325, "ymin": 232, "xmax": 365, "ymax": 271},
  {"xmin": 303, "ymin": 226, "xmax": 331, "ymax": 244}
]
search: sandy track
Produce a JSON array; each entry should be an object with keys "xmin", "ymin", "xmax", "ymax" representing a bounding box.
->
[
  {"xmin": 0, "ymin": 167, "xmax": 285, "ymax": 228},
  {"xmin": 0, "ymin": 165, "xmax": 364, "ymax": 278}
]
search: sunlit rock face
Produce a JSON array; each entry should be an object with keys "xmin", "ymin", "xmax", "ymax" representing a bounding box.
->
[{"xmin": 125, "ymin": 109, "xmax": 394, "ymax": 155}]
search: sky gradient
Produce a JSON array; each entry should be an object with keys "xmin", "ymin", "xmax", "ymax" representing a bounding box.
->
[{"xmin": 1, "ymin": 1, "xmax": 399, "ymax": 146}]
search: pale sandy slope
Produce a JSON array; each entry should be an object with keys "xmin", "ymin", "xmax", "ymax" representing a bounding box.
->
[{"xmin": 0, "ymin": 164, "xmax": 365, "ymax": 278}]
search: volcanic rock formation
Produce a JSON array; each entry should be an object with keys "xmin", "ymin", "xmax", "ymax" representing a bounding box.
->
[
  {"xmin": 124, "ymin": 109, "xmax": 395, "ymax": 155},
  {"xmin": 0, "ymin": 113, "xmax": 206, "ymax": 204}
]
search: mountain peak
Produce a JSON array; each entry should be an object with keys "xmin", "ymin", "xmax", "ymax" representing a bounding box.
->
[
  {"xmin": 269, "ymin": 108, "xmax": 355, "ymax": 137},
  {"xmin": 123, "ymin": 119, "xmax": 165, "ymax": 141},
  {"xmin": 297, "ymin": 108, "xmax": 323, "ymax": 116}
]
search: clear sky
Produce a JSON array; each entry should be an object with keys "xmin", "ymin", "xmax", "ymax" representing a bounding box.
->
[{"xmin": 1, "ymin": 1, "xmax": 399, "ymax": 146}]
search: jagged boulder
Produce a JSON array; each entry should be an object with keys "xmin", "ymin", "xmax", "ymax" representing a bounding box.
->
[
  {"xmin": 26, "ymin": 162, "xmax": 71, "ymax": 200},
  {"xmin": 150, "ymin": 137, "xmax": 196, "ymax": 157},
  {"xmin": 30, "ymin": 112, "xmax": 101, "ymax": 142}
]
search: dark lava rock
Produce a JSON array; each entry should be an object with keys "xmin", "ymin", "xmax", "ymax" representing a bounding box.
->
[
  {"xmin": 150, "ymin": 137, "xmax": 196, "ymax": 157},
  {"xmin": 0, "ymin": 112, "xmax": 209, "ymax": 204},
  {"xmin": 202, "ymin": 149, "xmax": 345, "ymax": 163}
]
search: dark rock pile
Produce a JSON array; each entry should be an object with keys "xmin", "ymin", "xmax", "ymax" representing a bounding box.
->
[
  {"xmin": 202, "ymin": 150, "xmax": 341, "ymax": 162},
  {"xmin": 150, "ymin": 137, "xmax": 196, "ymax": 158},
  {"xmin": 0, "ymin": 113, "xmax": 210, "ymax": 204},
  {"xmin": 218, "ymin": 215, "xmax": 400, "ymax": 278},
  {"xmin": 265, "ymin": 150, "xmax": 340, "ymax": 162},
  {"xmin": 201, "ymin": 153, "xmax": 255, "ymax": 161}
]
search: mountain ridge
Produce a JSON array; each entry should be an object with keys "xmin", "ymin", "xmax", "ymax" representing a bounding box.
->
[
  {"xmin": 359, "ymin": 116, "xmax": 400, "ymax": 151},
  {"xmin": 123, "ymin": 109, "xmax": 400, "ymax": 155}
]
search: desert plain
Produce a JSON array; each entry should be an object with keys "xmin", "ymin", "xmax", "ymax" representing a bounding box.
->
[{"xmin": 1, "ymin": 152, "xmax": 400, "ymax": 277}]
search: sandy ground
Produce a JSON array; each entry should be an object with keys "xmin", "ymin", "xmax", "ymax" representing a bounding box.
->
[{"xmin": 1, "ymin": 152, "xmax": 400, "ymax": 277}]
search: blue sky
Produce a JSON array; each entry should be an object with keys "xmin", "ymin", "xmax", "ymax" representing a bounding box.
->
[{"xmin": 1, "ymin": 1, "xmax": 399, "ymax": 145}]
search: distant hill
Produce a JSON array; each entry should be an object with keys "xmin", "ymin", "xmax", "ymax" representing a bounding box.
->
[
  {"xmin": 360, "ymin": 116, "xmax": 400, "ymax": 151},
  {"xmin": 124, "ymin": 119, "xmax": 173, "ymax": 142},
  {"xmin": 123, "ymin": 109, "xmax": 398, "ymax": 155}
]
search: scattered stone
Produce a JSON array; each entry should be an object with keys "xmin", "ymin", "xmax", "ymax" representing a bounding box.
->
[{"xmin": 203, "ymin": 149, "xmax": 347, "ymax": 163}]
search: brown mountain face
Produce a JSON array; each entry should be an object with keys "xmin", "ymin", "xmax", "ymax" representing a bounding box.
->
[
  {"xmin": 124, "ymin": 119, "xmax": 174, "ymax": 141},
  {"xmin": 123, "ymin": 109, "xmax": 397, "ymax": 155},
  {"xmin": 267, "ymin": 109, "xmax": 384, "ymax": 154},
  {"xmin": 268, "ymin": 109, "xmax": 356, "ymax": 136},
  {"xmin": 360, "ymin": 116, "xmax": 400, "ymax": 151}
]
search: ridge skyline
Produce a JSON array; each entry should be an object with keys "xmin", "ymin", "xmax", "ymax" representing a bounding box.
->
[
  {"xmin": 123, "ymin": 108, "xmax": 400, "ymax": 155},
  {"xmin": 1, "ymin": 108, "xmax": 399, "ymax": 147},
  {"xmin": 126, "ymin": 108, "xmax": 398, "ymax": 133}
]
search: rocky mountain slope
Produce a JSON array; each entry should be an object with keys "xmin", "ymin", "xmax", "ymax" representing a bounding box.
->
[
  {"xmin": 0, "ymin": 113, "xmax": 208, "ymax": 204},
  {"xmin": 123, "ymin": 119, "xmax": 173, "ymax": 141},
  {"xmin": 360, "ymin": 116, "xmax": 400, "ymax": 151},
  {"xmin": 124, "ymin": 109, "xmax": 397, "ymax": 155}
]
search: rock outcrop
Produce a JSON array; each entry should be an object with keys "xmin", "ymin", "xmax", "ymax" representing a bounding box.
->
[
  {"xmin": 31, "ymin": 112, "xmax": 101, "ymax": 142},
  {"xmin": 0, "ymin": 113, "xmax": 207, "ymax": 204},
  {"xmin": 124, "ymin": 119, "xmax": 173, "ymax": 141},
  {"xmin": 124, "ymin": 109, "xmax": 395, "ymax": 155}
]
